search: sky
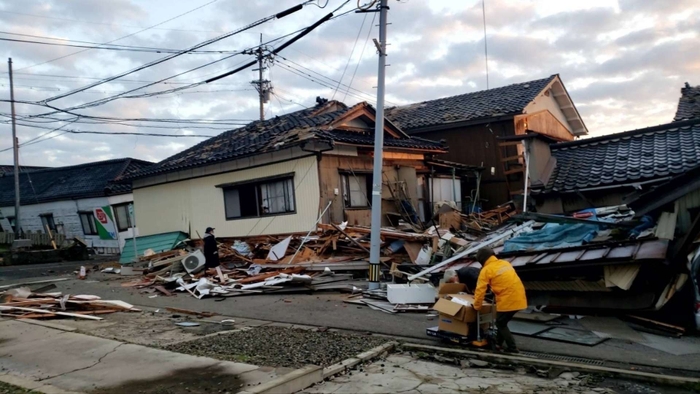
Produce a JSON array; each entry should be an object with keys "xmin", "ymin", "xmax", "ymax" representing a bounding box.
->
[{"xmin": 0, "ymin": 0, "xmax": 698, "ymax": 167}]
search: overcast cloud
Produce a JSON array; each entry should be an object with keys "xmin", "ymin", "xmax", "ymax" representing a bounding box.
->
[{"xmin": 0, "ymin": 0, "xmax": 698, "ymax": 167}]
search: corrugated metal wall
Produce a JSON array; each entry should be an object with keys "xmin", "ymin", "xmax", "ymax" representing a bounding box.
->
[{"xmin": 134, "ymin": 156, "xmax": 320, "ymax": 238}]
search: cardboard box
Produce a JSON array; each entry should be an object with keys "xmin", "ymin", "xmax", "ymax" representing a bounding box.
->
[{"xmin": 432, "ymin": 283, "xmax": 494, "ymax": 336}]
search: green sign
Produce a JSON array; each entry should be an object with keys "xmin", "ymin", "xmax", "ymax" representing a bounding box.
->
[{"xmin": 93, "ymin": 206, "xmax": 118, "ymax": 240}]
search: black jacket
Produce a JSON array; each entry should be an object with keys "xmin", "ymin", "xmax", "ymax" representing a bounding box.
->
[{"xmin": 203, "ymin": 233, "xmax": 219, "ymax": 267}]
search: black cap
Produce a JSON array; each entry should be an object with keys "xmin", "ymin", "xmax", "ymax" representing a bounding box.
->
[
  {"xmin": 476, "ymin": 247, "xmax": 495, "ymax": 264},
  {"xmin": 205, "ymin": 227, "xmax": 215, "ymax": 233}
]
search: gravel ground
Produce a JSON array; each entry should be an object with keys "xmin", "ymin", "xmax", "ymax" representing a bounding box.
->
[
  {"xmin": 164, "ymin": 326, "xmax": 389, "ymax": 368},
  {"xmin": 0, "ymin": 382, "xmax": 37, "ymax": 394}
]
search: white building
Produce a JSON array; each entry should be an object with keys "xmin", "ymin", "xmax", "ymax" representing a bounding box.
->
[{"xmin": 0, "ymin": 158, "xmax": 152, "ymax": 254}]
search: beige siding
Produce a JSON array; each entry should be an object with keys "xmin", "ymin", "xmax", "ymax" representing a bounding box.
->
[
  {"xmin": 134, "ymin": 156, "xmax": 320, "ymax": 238},
  {"xmin": 524, "ymin": 91, "xmax": 572, "ymax": 132}
]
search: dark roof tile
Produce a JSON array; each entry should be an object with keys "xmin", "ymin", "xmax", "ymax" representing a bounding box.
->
[
  {"xmin": 545, "ymin": 118, "xmax": 700, "ymax": 193},
  {"xmin": 128, "ymin": 101, "xmax": 445, "ymax": 179},
  {"xmin": 0, "ymin": 158, "xmax": 152, "ymax": 206},
  {"xmin": 385, "ymin": 75, "xmax": 557, "ymax": 131},
  {"xmin": 674, "ymin": 83, "xmax": 700, "ymax": 121}
]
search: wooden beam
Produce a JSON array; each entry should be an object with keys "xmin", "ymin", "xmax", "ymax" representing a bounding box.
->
[{"xmin": 0, "ymin": 306, "xmax": 104, "ymax": 320}]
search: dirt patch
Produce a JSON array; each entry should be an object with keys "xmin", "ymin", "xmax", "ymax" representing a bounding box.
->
[
  {"xmin": 164, "ymin": 326, "xmax": 389, "ymax": 368},
  {"xmin": 90, "ymin": 365, "xmax": 243, "ymax": 394}
]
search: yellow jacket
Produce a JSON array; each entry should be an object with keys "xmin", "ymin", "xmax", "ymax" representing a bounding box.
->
[{"xmin": 473, "ymin": 256, "xmax": 527, "ymax": 312}]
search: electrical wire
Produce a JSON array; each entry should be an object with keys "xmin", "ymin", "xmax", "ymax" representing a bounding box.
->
[
  {"xmin": 13, "ymin": 0, "xmax": 220, "ymax": 72},
  {"xmin": 0, "ymin": 10, "xmax": 228, "ymax": 34},
  {"xmin": 39, "ymin": 1, "xmax": 302, "ymax": 103},
  {"xmin": 0, "ymin": 35, "xmax": 241, "ymax": 54},
  {"xmin": 331, "ymin": 11, "xmax": 368, "ymax": 100},
  {"xmin": 344, "ymin": 11, "xmax": 376, "ymax": 102}
]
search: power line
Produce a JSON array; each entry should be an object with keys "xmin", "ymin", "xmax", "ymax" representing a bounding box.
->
[
  {"xmin": 331, "ymin": 12, "xmax": 368, "ymax": 100},
  {"xmin": 344, "ymin": 11, "xmax": 376, "ymax": 102},
  {"xmin": 0, "ymin": 35, "xmax": 241, "ymax": 54},
  {"xmin": 14, "ymin": 0, "xmax": 221, "ymax": 72},
  {"xmin": 0, "ymin": 10, "xmax": 229, "ymax": 34},
  {"xmin": 40, "ymin": 1, "xmax": 306, "ymax": 103}
]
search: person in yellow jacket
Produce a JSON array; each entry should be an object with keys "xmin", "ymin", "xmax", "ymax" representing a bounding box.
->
[{"xmin": 473, "ymin": 247, "xmax": 527, "ymax": 353}]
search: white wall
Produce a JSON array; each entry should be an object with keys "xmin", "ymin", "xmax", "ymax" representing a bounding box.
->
[
  {"xmin": 1, "ymin": 193, "xmax": 138, "ymax": 254},
  {"xmin": 133, "ymin": 155, "xmax": 321, "ymax": 238},
  {"xmin": 524, "ymin": 88, "xmax": 573, "ymax": 132}
]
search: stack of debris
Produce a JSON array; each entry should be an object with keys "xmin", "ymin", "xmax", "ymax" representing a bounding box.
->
[{"xmin": 0, "ymin": 285, "xmax": 139, "ymax": 320}]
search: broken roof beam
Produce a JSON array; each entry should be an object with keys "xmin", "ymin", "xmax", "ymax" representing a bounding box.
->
[
  {"xmin": 513, "ymin": 212, "xmax": 638, "ymax": 228},
  {"xmin": 407, "ymin": 220, "xmax": 535, "ymax": 282}
]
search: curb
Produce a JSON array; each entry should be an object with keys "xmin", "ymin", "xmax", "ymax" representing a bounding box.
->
[
  {"xmin": 238, "ymin": 365, "xmax": 323, "ymax": 394},
  {"xmin": 238, "ymin": 341, "xmax": 397, "ymax": 394},
  {"xmin": 323, "ymin": 341, "xmax": 397, "ymax": 378},
  {"xmin": 402, "ymin": 343, "xmax": 700, "ymax": 388}
]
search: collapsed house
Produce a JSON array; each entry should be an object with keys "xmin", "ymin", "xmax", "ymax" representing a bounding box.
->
[
  {"xmin": 0, "ymin": 158, "xmax": 152, "ymax": 253},
  {"xmin": 386, "ymin": 74, "xmax": 588, "ymax": 209},
  {"xmin": 125, "ymin": 99, "xmax": 479, "ymax": 238},
  {"xmin": 485, "ymin": 107, "xmax": 700, "ymax": 319}
]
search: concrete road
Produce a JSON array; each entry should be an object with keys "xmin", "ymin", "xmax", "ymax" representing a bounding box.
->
[
  {"xmin": 0, "ymin": 257, "xmax": 112, "ymax": 281},
  {"xmin": 3, "ymin": 272, "xmax": 700, "ymax": 375},
  {"xmin": 0, "ymin": 319, "xmax": 292, "ymax": 393}
]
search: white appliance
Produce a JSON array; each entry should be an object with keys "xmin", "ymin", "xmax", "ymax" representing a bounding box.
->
[{"xmin": 182, "ymin": 250, "xmax": 206, "ymax": 274}]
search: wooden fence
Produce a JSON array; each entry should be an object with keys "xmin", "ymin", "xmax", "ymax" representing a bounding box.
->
[{"xmin": 0, "ymin": 232, "xmax": 66, "ymax": 247}]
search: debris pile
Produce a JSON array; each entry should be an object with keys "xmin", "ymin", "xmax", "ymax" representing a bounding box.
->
[{"xmin": 0, "ymin": 285, "xmax": 139, "ymax": 321}]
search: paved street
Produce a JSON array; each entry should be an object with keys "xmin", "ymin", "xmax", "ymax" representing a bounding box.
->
[{"xmin": 2, "ymin": 266, "xmax": 700, "ymax": 376}]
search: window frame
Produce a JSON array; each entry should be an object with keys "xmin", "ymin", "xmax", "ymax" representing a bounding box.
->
[
  {"xmin": 340, "ymin": 171, "xmax": 373, "ymax": 209},
  {"xmin": 219, "ymin": 174, "xmax": 297, "ymax": 221},
  {"xmin": 79, "ymin": 211, "xmax": 98, "ymax": 236},
  {"xmin": 39, "ymin": 213, "xmax": 56, "ymax": 232},
  {"xmin": 112, "ymin": 203, "xmax": 133, "ymax": 232}
]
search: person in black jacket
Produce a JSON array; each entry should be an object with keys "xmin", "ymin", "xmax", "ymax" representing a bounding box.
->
[{"xmin": 202, "ymin": 227, "xmax": 219, "ymax": 268}]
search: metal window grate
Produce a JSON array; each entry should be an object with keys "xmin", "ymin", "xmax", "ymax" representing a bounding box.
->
[{"xmin": 520, "ymin": 351, "xmax": 605, "ymax": 366}]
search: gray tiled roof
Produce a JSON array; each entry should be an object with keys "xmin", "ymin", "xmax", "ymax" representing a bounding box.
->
[
  {"xmin": 385, "ymin": 75, "xmax": 557, "ymax": 132},
  {"xmin": 544, "ymin": 118, "xmax": 700, "ymax": 193},
  {"xmin": 128, "ymin": 101, "xmax": 445, "ymax": 179},
  {"xmin": 0, "ymin": 158, "xmax": 152, "ymax": 206},
  {"xmin": 674, "ymin": 83, "xmax": 700, "ymax": 121}
]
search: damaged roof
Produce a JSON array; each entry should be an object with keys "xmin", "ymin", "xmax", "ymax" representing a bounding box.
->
[
  {"xmin": 0, "ymin": 158, "xmax": 152, "ymax": 207},
  {"xmin": 385, "ymin": 75, "xmax": 557, "ymax": 132},
  {"xmin": 674, "ymin": 82, "xmax": 700, "ymax": 121},
  {"xmin": 544, "ymin": 118, "xmax": 700, "ymax": 193},
  {"xmin": 127, "ymin": 101, "xmax": 446, "ymax": 180}
]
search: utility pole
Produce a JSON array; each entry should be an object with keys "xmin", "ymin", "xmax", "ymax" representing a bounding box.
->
[
  {"xmin": 368, "ymin": 0, "xmax": 389, "ymax": 290},
  {"xmin": 252, "ymin": 34, "xmax": 271, "ymax": 121},
  {"xmin": 8, "ymin": 58, "xmax": 20, "ymax": 239}
]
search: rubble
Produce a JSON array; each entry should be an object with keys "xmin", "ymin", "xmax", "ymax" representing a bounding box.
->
[{"xmin": 0, "ymin": 286, "xmax": 139, "ymax": 320}]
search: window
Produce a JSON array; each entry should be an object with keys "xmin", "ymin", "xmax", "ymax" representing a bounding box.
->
[
  {"xmin": 79, "ymin": 212, "xmax": 98, "ymax": 235},
  {"xmin": 39, "ymin": 214, "xmax": 56, "ymax": 232},
  {"xmin": 221, "ymin": 175, "xmax": 296, "ymax": 220},
  {"xmin": 113, "ymin": 203, "xmax": 132, "ymax": 232},
  {"xmin": 341, "ymin": 173, "xmax": 372, "ymax": 208}
]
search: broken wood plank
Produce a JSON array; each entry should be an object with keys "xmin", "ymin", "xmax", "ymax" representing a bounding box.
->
[
  {"xmin": 165, "ymin": 307, "xmax": 218, "ymax": 318},
  {"xmin": 331, "ymin": 223, "xmax": 370, "ymax": 253},
  {"xmin": 0, "ymin": 278, "xmax": 70, "ymax": 291},
  {"xmin": 153, "ymin": 286, "xmax": 173, "ymax": 297},
  {"xmin": 0, "ymin": 306, "xmax": 103, "ymax": 320}
]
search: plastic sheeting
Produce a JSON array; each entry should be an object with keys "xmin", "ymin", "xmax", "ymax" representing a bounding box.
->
[{"xmin": 503, "ymin": 222, "xmax": 599, "ymax": 252}]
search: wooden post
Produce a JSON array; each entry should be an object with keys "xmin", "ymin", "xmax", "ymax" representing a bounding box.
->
[{"xmin": 45, "ymin": 224, "xmax": 57, "ymax": 249}]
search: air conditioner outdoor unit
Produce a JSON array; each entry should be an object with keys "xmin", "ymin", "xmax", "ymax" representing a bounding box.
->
[{"xmin": 182, "ymin": 250, "xmax": 206, "ymax": 274}]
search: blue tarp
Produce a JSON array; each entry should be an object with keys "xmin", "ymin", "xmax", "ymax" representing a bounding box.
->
[{"xmin": 503, "ymin": 222, "xmax": 599, "ymax": 253}]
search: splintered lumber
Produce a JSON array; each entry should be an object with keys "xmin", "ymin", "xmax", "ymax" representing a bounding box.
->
[
  {"xmin": 0, "ymin": 306, "xmax": 104, "ymax": 320},
  {"xmin": 0, "ymin": 278, "xmax": 69, "ymax": 290},
  {"xmin": 331, "ymin": 223, "xmax": 370, "ymax": 253},
  {"xmin": 237, "ymin": 266, "xmax": 305, "ymax": 284},
  {"xmin": 318, "ymin": 224, "xmax": 433, "ymax": 241},
  {"xmin": 165, "ymin": 307, "xmax": 217, "ymax": 318}
]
